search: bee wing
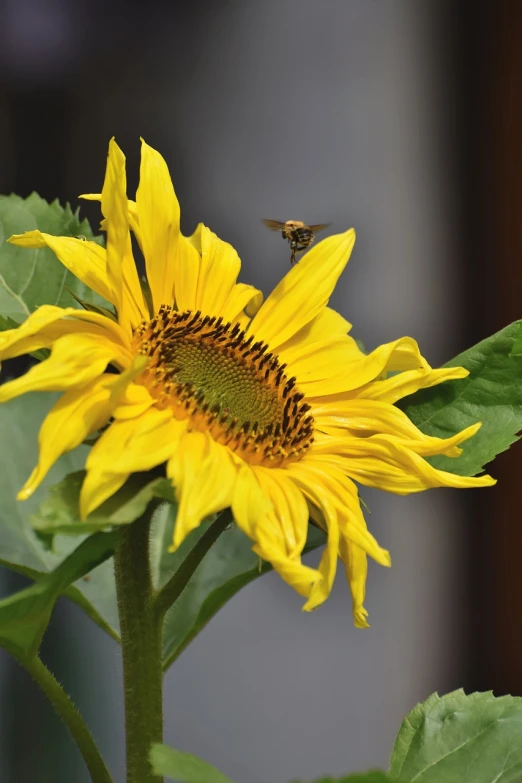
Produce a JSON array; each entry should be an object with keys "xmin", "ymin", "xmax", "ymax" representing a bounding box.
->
[
  {"xmin": 308, "ymin": 223, "xmax": 330, "ymax": 233},
  {"xmin": 262, "ymin": 219, "xmax": 286, "ymax": 231}
]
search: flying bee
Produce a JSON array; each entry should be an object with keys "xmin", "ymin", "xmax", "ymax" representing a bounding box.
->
[{"xmin": 262, "ymin": 219, "xmax": 330, "ymax": 265}]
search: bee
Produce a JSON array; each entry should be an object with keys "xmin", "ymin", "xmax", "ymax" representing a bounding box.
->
[{"xmin": 262, "ymin": 219, "xmax": 330, "ymax": 265}]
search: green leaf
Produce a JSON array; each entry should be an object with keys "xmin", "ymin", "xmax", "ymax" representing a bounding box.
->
[
  {"xmin": 159, "ymin": 510, "xmax": 325, "ymax": 669},
  {"xmin": 390, "ymin": 689, "xmax": 522, "ymax": 782},
  {"xmin": 0, "ymin": 392, "xmax": 120, "ymax": 639},
  {"xmin": 0, "ymin": 192, "xmax": 107, "ymax": 320},
  {"xmin": 149, "ymin": 744, "xmax": 235, "ymax": 783},
  {"xmin": 0, "ymin": 531, "xmax": 116, "ymax": 659},
  {"xmin": 399, "ymin": 321, "xmax": 522, "ymax": 475},
  {"xmin": 32, "ymin": 470, "xmax": 175, "ymax": 535},
  {"xmin": 295, "ymin": 775, "xmax": 390, "ymax": 783}
]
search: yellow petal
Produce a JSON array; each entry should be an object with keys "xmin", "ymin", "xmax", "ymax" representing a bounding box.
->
[
  {"xmin": 80, "ymin": 470, "xmax": 129, "ymax": 520},
  {"xmin": 289, "ymin": 460, "xmax": 391, "ymax": 567},
  {"xmin": 81, "ymin": 194, "xmax": 142, "ymax": 248},
  {"xmin": 297, "ymin": 336, "xmax": 428, "ymax": 398},
  {"xmin": 231, "ymin": 463, "xmax": 273, "ymax": 540},
  {"xmin": 311, "ymin": 435, "xmax": 496, "ymax": 494},
  {"xmin": 250, "ymin": 230, "xmax": 355, "ymax": 351},
  {"xmin": 172, "ymin": 232, "xmax": 201, "ymax": 312},
  {"xmin": 167, "ymin": 430, "xmax": 237, "ymax": 549},
  {"xmin": 355, "ymin": 366, "xmax": 469, "ymax": 404},
  {"xmin": 120, "ymin": 240, "xmax": 150, "ymax": 327},
  {"xmin": 340, "ymin": 538, "xmax": 370, "ymax": 628},
  {"xmin": 18, "ymin": 374, "xmax": 122, "ymax": 500},
  {"xmin": 0, "ymin": 305, "xmax": 131, "ymax": 361},
  {"xmin": 7, "ymin": 232, "xmax": 113, "ymax": 305},
  {"xmin": 0, "ymin": 332, "xmax": 128, "ymax": 402},
  {"xmin": 136, "ymin": 139, "xmax": 179, "ymax": 312},
  {"xmin": 191, "ymin": 224, "xmax": 243, "ymax": 317},
  {"xmin": 100, "ymin": 139, "xmax": 128, "ymax": 327},
  {"xmin": 80, "ymin": 192, "xmax": 146, "ymax": 323},
  {"xmin": 112, "ymin": 382, "xmax": 154, "ymax": 420},
  {"xmin": 313, "ymin": 399, "xmax": 480, "ymax": 457},
  {"xmin": 232, "ymin": 463, "xmax": 320, "ymax": 598},
  {"xmin": 80, "ymin": 407, "xmax": 182, "ymax": 517},
  {"xmin": 276, "ymin": 306, "xmax": 352, "ymax": 359},
  {"xmin": 298, "ymin": 477, "xmax": 340, "ymax": 612},
  {"xmin": 220, "ymin": 283, "xmax": 264, "ymax": 325},
  {"xmin": 254, "ymin": 466, "xmax": 309, "ymax": 559}
]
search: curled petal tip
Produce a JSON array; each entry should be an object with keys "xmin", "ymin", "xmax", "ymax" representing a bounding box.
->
[{"xmin": 16, "ymin": 487, "xmax": 33, "ymax": 501}]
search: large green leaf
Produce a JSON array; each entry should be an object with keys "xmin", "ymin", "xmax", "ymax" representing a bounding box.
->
[
  {"xmin": 399, "ymin": 321, "xmax": 522, "ymax": 475},
  {"xmin": 0, "ymin": 531, "xmax": 116, "ymax": 659},
  {"xmin": 150, "ymin": 744, "xmax": 235, "ymax": 783},
  {"xmin": 0, "ymin": 192, "xmax": 107, "ymax": 320},
  {"xmin": 389, "ymin": 689, "xmax": 522, "ymax": 782},
  {"xmin": 0, "ymin": 392, "xmax": 120, "ymax": 639},
  {"xmin": 296, "ymin": 775, "xmax": 391, "ymax": 783}
]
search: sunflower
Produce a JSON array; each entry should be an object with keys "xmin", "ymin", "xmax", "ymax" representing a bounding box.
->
[{"xmin": 1, "ymin": 139, "xmax": 494, "ymax": 627}]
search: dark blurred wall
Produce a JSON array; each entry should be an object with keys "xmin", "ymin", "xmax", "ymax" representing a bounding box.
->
[{"xmin": 2, "ymin": 1, "xmax": 518, "ymax": 782}]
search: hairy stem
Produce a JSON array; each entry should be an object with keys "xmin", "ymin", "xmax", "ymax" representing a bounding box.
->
[
  {"xmin": 114, "ymin": 505, "xmax": 164, "ymax": 783},
  {"xmin": 15, "ymin": 652, "xmax": 113, "ymax": 783}
]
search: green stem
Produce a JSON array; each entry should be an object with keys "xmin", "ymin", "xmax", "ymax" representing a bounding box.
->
[
  {"xmin": 154, "ymin": 508, "xmax": 233, "ymax": 620},
  {"xmin": 14, "ymin": 652, "xmax": 113, "ymax": 783},
  {"xmin": 114, "ymin": 505, "xmax": 164, "ymax": 783}
]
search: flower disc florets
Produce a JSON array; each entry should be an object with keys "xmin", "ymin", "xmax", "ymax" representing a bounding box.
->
[{"xmin": 133, "ymin": 305, "xmax": 314, "ymax": 467}]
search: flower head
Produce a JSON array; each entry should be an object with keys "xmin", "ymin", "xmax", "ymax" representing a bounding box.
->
[{"xmin": 2, "ymin": 139, "xmax": 495, "ymax": 626}]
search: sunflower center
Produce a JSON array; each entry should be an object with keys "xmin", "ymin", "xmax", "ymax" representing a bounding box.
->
[{"xmin": 133, "ymin": 306, "xmax": 314, "ymax": 467}]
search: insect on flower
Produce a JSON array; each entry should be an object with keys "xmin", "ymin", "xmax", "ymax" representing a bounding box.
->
[{"xmin": 262, "ymin": 219, "xmax": 330, "ymax": 265}]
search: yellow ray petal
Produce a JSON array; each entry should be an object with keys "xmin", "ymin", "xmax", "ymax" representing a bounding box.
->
[
  {"xmin": 80, "ymin": 407, "xmax": 183, "ymax": 517},
  {"xmin": 100, "ymin": 139, "xmax": 128, "ymax": 327},
  {"xmin": 112, "ymin": 382, "xmax": 154, "ymax": 420},
  {"xmin": 320, "ymin": 474, "xmax": 376, "ymax": 626},
  {"xmin": 136, "ymin": 139, "xmax": 179, "ymax": 312},
  {"xmin": 188, "ymin": 223, "xmax": 244, "ymax": 317},
  {"xmin": 231, "ymin": 463, "xmax": 273, "ymax": 540},
  {"xmin": 80, "ymin": 192, "xmax": 147, "ymax": 323},
  {"xmin": 192, "ymin": 223, "xmax": 241, "ymax": 306},
  {"xmin": 232, "ymin": 464, "xmax": 320, "ymax": 598},
  {"xmin": 294, "ymin": 336, "xmax": 428, "ymax": 398},
  {"xmin": 276, "ymin": 306, "xmax": 352, "ymax": 359},
  {"xmin": 311, "ymin": 435, "xmax": 496, "ymax": 494},
  {"xmin": 79, "ymin": 471, "xmax": 129, "ymax": 520},
  {"xmin": 254, "ymin": 466, "xmax": 309, "ymax": 559},
  {"xmin": 340, "ymin": 538, "xmax": 370, "ymax": 628},
  {"xmin": 297, "ymin": 476, "xmax": 340, "ymax": 612},
  {"xmin": 354, "ymin": 366, "xmax": 469, "ymax": 404},
  {"xmin": 288, "ymin": 460, "xmax": 391, "ymax": 567},
  {"xmin": 0, "ymin": 305, "xmax": 132, "ymax": 363},
  {"xmin": 0, "ymin": 332, "xmax": 128, "ymax": 402},
  {"xmin": 172, "ymin": 231, "xmax": 201, "ymax": 312},
  {"xmin": 313, "ymin": 399, "xmax": 481, "ymax": 457},
  {"xmin": 18, "ymin": 373, "xmax": 124, "ymax": 500},
  {"xmin": 250, "ymin": 230, "xmax": 355, "ymax": 351},
  {"xmin": 220, "ymin": 283, "xmax": 264, "ymax": 325},
  {"xmin": 7, "ymin": 232, "xmax": 113, "ymax": 305},
  {"xmin": 81, "ymin": 194, "xmax": 142, "ymax": 248},
  {"xmin": 167, "ymin": 430, "xmax": 237, "ymax": 549}
]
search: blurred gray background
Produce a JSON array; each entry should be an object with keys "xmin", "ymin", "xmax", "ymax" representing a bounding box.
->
[{"xmin": 0, "ymin": 1, "xmax": 517, "ymax": 781}]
